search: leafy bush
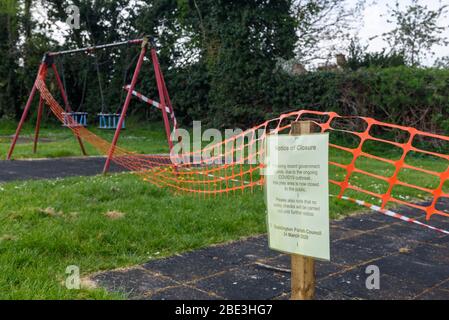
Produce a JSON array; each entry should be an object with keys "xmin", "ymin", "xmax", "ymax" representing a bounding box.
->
[
  {"xmin": 337, "ymin": 67, "xmax": 449, "ymax": 134},
  {"xmin": 131, "ymin": 64, "xmax": 448, "ymax": 142},
  {"xmin": 261, "ymin": 67, "xmax": 448, "ymax": 135}
]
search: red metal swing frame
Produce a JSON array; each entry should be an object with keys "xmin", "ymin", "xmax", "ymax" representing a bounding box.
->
[{"xmin": 7, "ymin": 36, "xmax": 177, "ymax": 174}]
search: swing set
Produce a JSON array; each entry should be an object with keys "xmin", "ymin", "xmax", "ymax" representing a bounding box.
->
[
  {"xmin": 7, "ymin": 36, "xmax": 177, "ymax": 173},
  {"xmin": 57, "ymin": 39, "xmax": 141, "ymax": 129}
]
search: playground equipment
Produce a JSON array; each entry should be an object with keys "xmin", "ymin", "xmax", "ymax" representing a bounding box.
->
[
  {"xmin": 92, "ymin": 47, "xmax": 131, "ymax": 130},
  {"xmin": 98, "ymin": 113, "xmax": 125, "ymax": 129},
  {"xmin": 7, "ymin": 36, "xmax": 177, "ymax": 171},
  {"xmin": 57, "ymin": 55, "xmax": 89, "ymax": 128},
  {"xmin": 53, "ymin": 38, "xmax": 142, "ymax": 131},
  {"xmin": 63, "ymin": 112, "xmax": 88, "ymax": 127}
]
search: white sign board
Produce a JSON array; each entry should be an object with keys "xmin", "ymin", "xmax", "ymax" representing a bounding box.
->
[{"xmin": 265, "ymin": 134, "xmax": 330, "ymax": 261}]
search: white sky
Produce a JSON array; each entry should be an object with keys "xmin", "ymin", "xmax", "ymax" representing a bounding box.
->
[{"xmin": 355, "ymin": 0, "xmax": 449, "ymax": 65}]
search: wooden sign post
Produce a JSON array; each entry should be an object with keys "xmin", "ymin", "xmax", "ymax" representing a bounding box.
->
[
  {"xmin": 290, "ymin": 121, "xmax": 318, "ymax": 300},
  {"xmin": 265, "ymin": 120, "xmax": 329, "ymax": 301}
]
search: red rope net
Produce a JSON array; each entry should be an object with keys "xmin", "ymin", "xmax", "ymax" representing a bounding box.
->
[{"xmin": 35, "ymin": 68, "xmax": 449, "ymax": 225}]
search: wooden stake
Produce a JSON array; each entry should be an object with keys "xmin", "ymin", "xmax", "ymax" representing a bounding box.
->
[{"xmin": 290, "ymin": 120, "xmax": 319, "ymax": 300}]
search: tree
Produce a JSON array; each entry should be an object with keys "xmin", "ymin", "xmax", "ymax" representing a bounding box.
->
[
  {"xmin": 0, "ymin": 0, "xmax": 19, "ymax": 118},
  {"xmin": 382, "ymin": 0, "xmax": 448, "ymax": 66},
  {"xmin": 134, "ymin": 0, "xmax": 298, "ymax": 126},
  {"xmin": 0, "ymin": 0, "xmax": 54, "ymax": 119},
  {"xmin": 41, "ymin": 0, "xmax": 142, "ymax": 114},
  {"xmin": 43, "ymin": 0, "xmax": 138, "ymax": 47},
  {"xmin": 291, "ymin": 0, "xmax": 366, "ymax": 66},
  {"xmin": 173, "ymin": 0, "xmax": 298, "ymax": 127},
  {"xmin": 346, "ymin": 37, "xmax": 406, "ymax": 70},
  {"xmin": 435, "ymin": 56, "xmax": 449, "ymax": 68}
]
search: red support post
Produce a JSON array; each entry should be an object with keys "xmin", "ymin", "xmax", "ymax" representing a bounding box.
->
[
  {"xmin": 33, "ymin": 96, "xmax": 45, "ymax": 154},
  {"xmin": 151, "ymin": 47, "xmax": 174, "ymax": 152},
  {"xmin": 77, "ymin": 135, "xmax": 88, "ymax": 156},
  {"xmin": 160, "ymin": 66, "xmax": 175, "ymax": 120},
  {"xmin": 160, "ymin": 67, "xmax": 180, "ymax": 146},
  {"xmin": 51, "ymin": 64, "xmax": 71, "ymax": 111},
  {"xmin": 7, "ymin": 63, "xmax": 46, "ymax": 160},
  {"xmin": 102, "ymin": 38, "xmax": 149, "ymax": 174},
  {"xmin": 51, "ymin": 64, "xmax": 87, "ymax": 156}
]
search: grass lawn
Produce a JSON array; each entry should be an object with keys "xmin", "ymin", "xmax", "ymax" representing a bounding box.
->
[
  {"xmin": 0, "ymin": 172, "xmax": 361, "ymax": 299},
  {"xmin": 0, "ymin": 120, "xmax": 447, "ymax": 299},
  {"xmin": 0, "ymin": 118, "xmax": 170, "ymax": 160}
]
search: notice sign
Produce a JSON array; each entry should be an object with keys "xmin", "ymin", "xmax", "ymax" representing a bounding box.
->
[{"xmin": 265, "ymin": 134, "xmax": 330, "ymax": 261}]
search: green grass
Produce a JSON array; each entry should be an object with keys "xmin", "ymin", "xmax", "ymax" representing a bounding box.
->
[
  {"xmin": 0, "ymin": 118, "xmax": 170, "ymax": 160},
  {"xmin": 0, "ymin": 173, "xmax": 263, "ymax": 299},
  {"xmin": 0, "ymin": 172, "xmax": 364, "ymax": 299}
]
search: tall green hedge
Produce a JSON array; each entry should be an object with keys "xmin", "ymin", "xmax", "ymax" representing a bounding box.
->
[
  {"xmin": 173, "ymin": 66, "xmax": 449, "ymax": 133},
  {"xmin": 316, "ymin": 66, "xmax": 449, "ymax": 134}
]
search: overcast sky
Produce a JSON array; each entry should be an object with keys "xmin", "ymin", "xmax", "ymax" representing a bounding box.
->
[{"xmin": 355, "ymin": 0, "xmax": 449, "ymax": 65}]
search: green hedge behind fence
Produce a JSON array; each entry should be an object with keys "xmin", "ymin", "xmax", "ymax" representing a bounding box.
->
[
  {"xmin": 4, "ymin": 65, "xmax": 449, "ymax": 136},
  {"xmin": 169, "ymin": 66, "xmax": 449, "ymax": 134}
]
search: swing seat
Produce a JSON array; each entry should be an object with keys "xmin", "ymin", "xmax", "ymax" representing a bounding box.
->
[
  {"xmin": 62, "ymin": 112, "xmax": 88, "ymax": 127},
  {"xmin": 98, "ymin": 113, "xmax": 125, "ymax": 129}
]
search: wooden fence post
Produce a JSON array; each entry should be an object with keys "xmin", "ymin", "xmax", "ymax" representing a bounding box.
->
[{"xmin": 290, "ymin": 120, "xmax": 319, "ymax": 300}]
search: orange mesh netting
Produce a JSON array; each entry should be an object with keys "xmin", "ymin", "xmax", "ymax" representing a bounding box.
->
[{"xmin": 35, "ymin": 67, "xmax": 449, "ymax": 231}]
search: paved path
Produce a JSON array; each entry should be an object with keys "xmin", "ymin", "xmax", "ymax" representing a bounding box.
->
[
  {"xmin": 2, "ymin": 157, "xmax": 449, "ymax": 299},
  {"xmin": 91, "ymin": 205, "xmax": 449, "ymax": 300},
  {"xmin": 0, "ymin": 157, "xmax": 127, "ymax": 183}
]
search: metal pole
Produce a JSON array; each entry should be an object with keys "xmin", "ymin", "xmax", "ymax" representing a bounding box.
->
[
  {"xmin": 159, "ymin": 61, "xmax": 178, "ymax": 132},
  {"xmin": 102, "ymin": 38, "xmax": 149, "ymax": 174},
  {"xmin": 51, "ymin": 63, "xmax": 87, "ymax": 155},
  {"xmin": 33, "ymin": 65, "xmax": 50, "ymax": 154},
  {"xmin": 33, "ymin": 96, "xmax": 45, "ymax": 154},
  {"xmin": 151, "ymin": 47, "xmax": 174, "ymax": 152},
  {"xmin": 123, "ymin": 85, "xmax": 169, "ymax": 112},
  {"xmin": 51, "ymin": 64, "xmax": 71, "ymax": 111},
  {"xmin": 7, "ymin": 63, "xmax": 46, "ymax": 160},
  {"xmin": 47, "ymin": 38, "xmax": 145, "ymax": 57}
]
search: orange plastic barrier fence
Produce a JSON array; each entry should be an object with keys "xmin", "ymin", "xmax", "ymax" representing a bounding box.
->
[{"xmin": 35, "ymin": 66, "xmax": 449, "ymax": 229}]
